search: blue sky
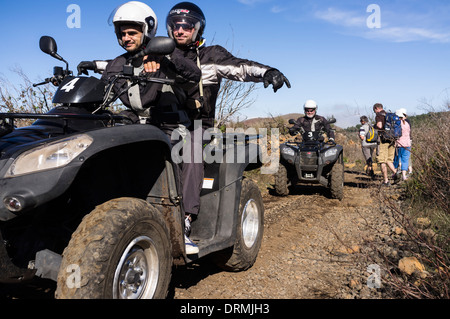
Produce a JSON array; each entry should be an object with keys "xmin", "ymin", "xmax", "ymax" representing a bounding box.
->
[{"xmin": 1, "ymin": 0, "xmax": 449, "ymax": 128}]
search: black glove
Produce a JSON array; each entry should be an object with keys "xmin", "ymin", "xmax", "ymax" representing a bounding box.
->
[
  {"xmin": 77, "ymin": 61, "xmax": 96, "ymax": 76},
  {"xmin": 263, "ymin": 69, "xmax": 291, "ymax": 93}
]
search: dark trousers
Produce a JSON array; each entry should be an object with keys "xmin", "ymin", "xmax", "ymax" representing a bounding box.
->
[
  {"xmin": 118, "ymin": 109, "xmax": 204, "ymax": 216},
  {"xmin": 168, "ymin": 125, "xmax": 204, "ymax": 217},
  {"xmin": 180, "ymin": 126, "xmax": 204, "ymax": 216}
]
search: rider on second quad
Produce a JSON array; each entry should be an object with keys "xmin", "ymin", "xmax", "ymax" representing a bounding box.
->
[{"xmin": 289, "ymin": 100, "xmax": 335, "ymax": 142}]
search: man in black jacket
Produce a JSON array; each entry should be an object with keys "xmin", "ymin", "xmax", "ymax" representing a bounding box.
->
[
  {"xmin": 289, "ymin": 100, "xmax": 335, "ymax": 142},
  {"xmin": 100, "ymin": 1, "xmax": 201, "ymax": 255},
  {"xmin": 159, "ymin": 2, "xmax": 291, "ymax": 129},
  {"xmin": 155, "ymin": 2, "xmax": 291, "ymax": 233}
]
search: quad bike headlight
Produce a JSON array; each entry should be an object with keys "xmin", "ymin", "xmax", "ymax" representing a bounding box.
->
[
  {"xmin": 5, "ymin": 134, "xmax": 93, "ymax": 177},
  {"xmin": 324, "ymin": 148, "xmax": 338, "ymax": 159},
  {"xmin": 281, "ymin": 146, "xmax": 295, "ymax": 157}
]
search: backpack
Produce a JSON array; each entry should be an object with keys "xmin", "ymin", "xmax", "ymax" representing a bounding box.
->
[
  {"xmin": 383, "ymin": 112, "xmax": 402, "ymax": 141},
  {"xmin": 365, "ymin": 124, "xmax": 378, "ymax": 143}
]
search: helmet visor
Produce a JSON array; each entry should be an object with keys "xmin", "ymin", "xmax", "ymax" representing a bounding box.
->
[
  {"xmin": 107, "ymin": 4, "xmax": 120, "ymax": 27},
  {"xmin": 168, "ymin": 16, "xmax": 198, "ymax": 30},
  {"xmin": 172, "ymin": 21, "xmax": 195, "ymax": 32}
]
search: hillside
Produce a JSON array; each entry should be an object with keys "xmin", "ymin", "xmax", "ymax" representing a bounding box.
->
[
  {"xmin": 239, "ymin": 113, "xmax": 345, "ymax": 131},
  {"xmin": 241, "ymin": 113, "xmax": 303, "ymax": 127}
]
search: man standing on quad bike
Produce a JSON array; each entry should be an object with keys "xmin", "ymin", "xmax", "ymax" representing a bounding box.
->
[
  {"xmin": 100, "ymin": 1, "xmax": 202, "ymax": 254},
  {"xmin": 144, "ymin": 1, "xmax": 291, "ymax": 236},
  {"xmin": 289, "ymin": 100, "xmax": 335, "ymax": 142}
]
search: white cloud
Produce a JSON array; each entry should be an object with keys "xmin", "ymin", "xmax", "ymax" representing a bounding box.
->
[
  {"xmin": 238, "ymin": 0, "xmax": 288, "ymax": 15},
  {"xmin": 314, "ymin": 7, "xmax": 366, "ymax": 28},
  {"xmin": 314, "ymin": 6, "xmax": 450, "ymax": 44},
  {"xmin": 366, "ymin": 27, "xmax": 450, "ymax": 43},
  {"xmin": 271, "ymin": 5, "xmax": 287, "ymax": 14}
]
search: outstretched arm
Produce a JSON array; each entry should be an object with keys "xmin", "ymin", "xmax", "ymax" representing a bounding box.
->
[{"xmin": 206, "ymin": 45, "xmax": 290, "ymax": 92}]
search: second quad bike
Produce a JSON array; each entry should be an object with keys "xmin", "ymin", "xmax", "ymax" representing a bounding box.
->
[
  {"xmin": 274, "ymin": 119, "xmax": 344, "ymax": 200},
  {"xmin": 0, "ymin": 36, "xmax": 264, "ymax": 299}
]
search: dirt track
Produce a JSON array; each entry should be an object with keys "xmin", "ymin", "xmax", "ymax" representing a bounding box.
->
[
  {"xmin": 170, "ymin": 169, "xmax": 396, "ymax": 299},
  {"xmin": 1, "ymin": 169, "xmax": 398, "ymax": 299}
]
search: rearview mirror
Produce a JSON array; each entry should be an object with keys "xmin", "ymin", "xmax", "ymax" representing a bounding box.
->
[
  {"xmin": 144, "ymin": 37, "xmax": 176, "ymax": 56},
  {"xmin": 328, "ymin": 117, "xmax": 336, "ymax": 124},
  {"xmin": 39, "ymin": 36, "xmax": 58, "ymax": 55},
  {"xmin": 39, "ymin": 36, "xmax": 67, "ymax": 65},
  {"xmin": 288, "ymin": 119, "xmax": 296, "ymax": 125},
  {"xmin": 126, "ymin": 36, "xmax": 176, "ymax": 69},
  {"xmin": 39, "ymin": 36, "xmax": 65, "ymax": 61}
]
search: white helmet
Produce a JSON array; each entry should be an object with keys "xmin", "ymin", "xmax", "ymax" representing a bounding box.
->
[
  {"xmin": 396, "ymin": 108, "xmax": 407, "ymax": 118},
  {"xmin": 303, "ymin": 100, "xmax": 318, "ymax": 118},
  {"xmin": 109, "ymin": 1, "xmax": 158, "ymax": 47}
]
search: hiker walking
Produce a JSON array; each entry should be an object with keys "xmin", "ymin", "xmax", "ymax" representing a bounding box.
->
[
  {"xmin": 373, "ymin": 103, "xmax": 397, "ymax": 186},
  {"xmin": 393, "ymin": 108, "xmax": 412, "ymax": 181},
  {"xmin": 359, "ymin": 116, "xmax": 377, "ymax": 177}
]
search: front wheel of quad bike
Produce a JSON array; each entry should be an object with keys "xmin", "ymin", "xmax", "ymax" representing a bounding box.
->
[
  {"xmin": 274, "ymin": 163, "xmax": 290, "ymax": 196},
  {"xmin": 213, "ymin": 179, "xmax": 264, "ymax": 272},
  {"xmin": 55, "ymin": 198, "xmax": 172, "ymax": 299},
  {"xmin": 329, "ymin": 162, "xmax": 344, "ymax": 200}
]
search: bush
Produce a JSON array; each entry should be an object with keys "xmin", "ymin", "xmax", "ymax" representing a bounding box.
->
[
  {"xmin": 384, "ymin": 110, "xmax": 450, "ymax": 299},
  {"xmin": 405, "ymin": 111, "xmax": 449, "ymax": 212}
]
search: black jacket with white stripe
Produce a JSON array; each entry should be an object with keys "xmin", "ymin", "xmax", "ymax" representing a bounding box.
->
[{"xmin": 180, "ymin": 44, "xmax": 273, "ymax": 128}]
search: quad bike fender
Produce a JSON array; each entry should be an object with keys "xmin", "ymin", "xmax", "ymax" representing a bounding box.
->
[{"xmin": 191, "ymin": 144, "xmax": 263, "ymax": 257}]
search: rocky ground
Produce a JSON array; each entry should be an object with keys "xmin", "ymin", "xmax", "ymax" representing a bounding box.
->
[
  {"xmin": 170, "ymin": 169, "xmax": 406, "ymax": 300},
  {"xmin": 1, "ymin": 169, "xmax": 410, "ymax": 300}
]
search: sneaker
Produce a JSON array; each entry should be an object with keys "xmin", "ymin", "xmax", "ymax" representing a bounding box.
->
[
  {"xmin": 184, "ymin": 234, "xmax": 199, "ymax": 255},
  {"xmin": 381, "ymin": 181, "xmax": 390, "ymax": 187}
]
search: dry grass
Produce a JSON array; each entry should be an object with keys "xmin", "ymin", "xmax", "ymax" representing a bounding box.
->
[{"xmin": 369, "ymin": 110, "xmax": 450, "ymax": 299}]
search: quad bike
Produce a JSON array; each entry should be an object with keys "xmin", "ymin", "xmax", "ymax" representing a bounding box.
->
[
  {"xmin": 0, "ymin": 36, "xmax": 264, "ymax": 299},
  {"xmin": 274, "ymin": 119, "xmax": 344, "ymax": 200}
]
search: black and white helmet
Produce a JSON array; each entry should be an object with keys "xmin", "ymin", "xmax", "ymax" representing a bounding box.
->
[
  {"xmin": 166, "ymin": 2, "xmax": 206, "ymax": 44},
  {"xmin": 109, "ymin": 1, "xmax": 158, "ymax": 47}
]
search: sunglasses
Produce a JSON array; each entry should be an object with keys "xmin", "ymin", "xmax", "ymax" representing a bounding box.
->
[
  {"xmin": 305, "ymin": 108, "xmax": 316, "ymax": 113},
  {"xmin": 172, "ymin": 22, "xmax": 195, "ymax": 31}
]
